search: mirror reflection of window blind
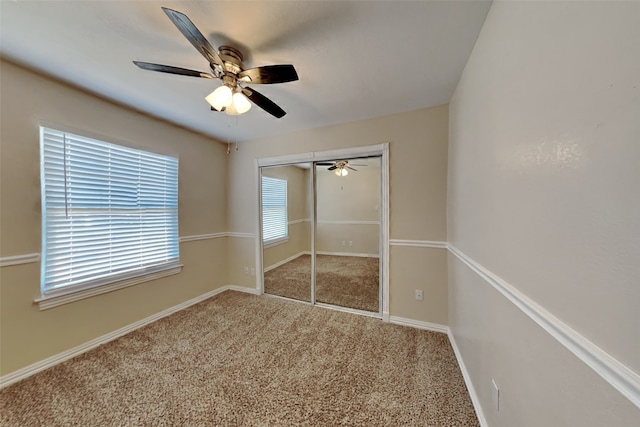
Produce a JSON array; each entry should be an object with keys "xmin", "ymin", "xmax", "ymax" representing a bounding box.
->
[{"xmin": 261, "ymin": 176, "xmax": 287, "ymax": 244}]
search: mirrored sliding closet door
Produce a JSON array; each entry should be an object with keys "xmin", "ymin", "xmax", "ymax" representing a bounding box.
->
[
  {"xmin": 314, "ymin": 157, "xmax": 381, "ymax": 313},
  {"xmin": 261, "ymin": 156, "xmax": 382, "ymax": 316},
  {"xmin": 261, "ymin": 164, "xmax": 312, "ymax": 302}
]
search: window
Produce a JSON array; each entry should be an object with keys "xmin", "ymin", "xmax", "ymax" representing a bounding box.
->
[
  {"xmin": 40, "ymin": 127, "xmax": 180, "ymax": 297},
  {"xmin": 261, "ymin": 176, "xmax": 288, "ymax": 245}
]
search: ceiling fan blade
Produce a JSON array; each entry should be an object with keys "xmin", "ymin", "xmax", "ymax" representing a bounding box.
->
[
  {"xmin": 347, "ymin": 166, "xmax": 358, "ymax": 171},
  {"xmin": 316, "ymin": 163, "xmax": 334, "ymax": 166},
  {"xmin": 238, "ymin": 65, "xmax": 298, "ymax": 84},
  {"xmin": 133, "ymin": 61, "xmax": 214, "ymax": 78},
  {"xmin": 241, "ymin": 87, "xmax": 286, "ymax": 118},
  {"xmin": 161, "ymin": 7, "xmax": 224, "ymax": 68},
  {"xmin": 327, "ymin": 166, "xmax": 338, "ymax": 171}
]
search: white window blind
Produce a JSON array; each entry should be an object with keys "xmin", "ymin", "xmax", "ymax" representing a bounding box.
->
[
  {"xmin": 40, "ymin": 127, "xmax": 179, "ymax": 294},
  {"xmin": 261, "ymin": 176, "xmax": 287, "ymax": 245}
]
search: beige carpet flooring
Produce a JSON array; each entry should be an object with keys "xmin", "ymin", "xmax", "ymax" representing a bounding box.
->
[
  {"xmin": 0, "ymin": 291, "xmax": 479, "ymax": 426},
  {"xmin": 264, "ymin": 254, "xmax": 379, "ymax": 312}
]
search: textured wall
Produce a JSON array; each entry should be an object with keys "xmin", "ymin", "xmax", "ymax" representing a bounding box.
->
[
  {"xmin": 316, "ymin": 165, "xmax": 381, "ymax": 256},
  {"xmin": 448, "ymin": 1, "xmax": 640, "ymax": 425},
  {"xmin": 0, "ymin": 60, "xmax": 229, "ymax": 375},
  {"xmin": 227, "ymin": 105, "xmax": 449, "ymax": 323},
  {"xmin": 262, "ymin": 165, "xmax": 311, "ymax": 269}
]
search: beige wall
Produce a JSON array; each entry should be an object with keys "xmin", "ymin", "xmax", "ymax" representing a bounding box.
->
[
  {"xmin": 226, "ymin": 236, "xmax": 255, "ymax": 288},
  {"xmin": 391, "ymin": 246, "xmax": 447, "ymax": 325},
  {"xmin": 227, "ymin": 105, "xmax": 449, "ymax": 323},
  {"xmin": 448, "ymin": 1, "xmax": 640, "ymax": 425},
  {"xmin": 316, "ymin": 164, "xmax": 380, "ymax": 256},
  {"xmin": 316, "ymin": 165, "xmax": 380, "ymax": 222},
  {"xmin": 261, "ymin": 165, "xmax": 311, "ymax": 269},
  {"xmin": 0, "ymin": 60, "xmax": 228, "ymax": 375},
  {"xmin": 0, "ymin": 64, "xmax": 450, "ymax": 377},
  {"xmin": 315, "ymin": 223, "xmax": 379, "ymax": 256}
]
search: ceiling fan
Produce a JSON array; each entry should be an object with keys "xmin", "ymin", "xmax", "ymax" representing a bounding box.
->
[
  {"xmin": 317, "ymin": 160, "xmax": 365, "ymax": 176},
  {"xmin": 133, "ymin": 7, "xmax": 298, "ymax": 118}
]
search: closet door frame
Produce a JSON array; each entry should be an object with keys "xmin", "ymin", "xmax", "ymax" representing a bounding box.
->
[{"xmin": 255, "ymin": 143, "xmax": 390, "ymax": 321}]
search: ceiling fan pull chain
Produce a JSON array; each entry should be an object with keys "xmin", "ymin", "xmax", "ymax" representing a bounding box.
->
[
  {"xmin": 235, "ymin": 115, "xmax": 239, "ymax": 151},
  {"xmin": 226, "ymin": 115, "xmax": 232, "ymax": 154},
  {"xmin": 132, "ymin": 8, "xmax": 298, "ymax": 119}
]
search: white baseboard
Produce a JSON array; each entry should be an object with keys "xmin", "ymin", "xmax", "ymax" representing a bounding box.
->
[
  {"xmin": 448, "ymin": 244, "xmax": 640, "ymax": 409},
  {"xmin": 387, "ymin": 315, "xmax": 486, "ymax": 425},
  {"xmin": 447, "ymin": 329, "xmax": 489, "ymax": 427},
  {"xmin": 316, "ymin": 251, "xmax": 379, "ymax": 258},
  {"xmin": 0, "ymin": 285, "xmax": 243, "ymax": 389},
  {"xmin": 263, "ymin": 251, "xmax": 307, "ymax": 272},
  {"xmin": 265, "ymin": 252, "xmax": 379, "ymax": 273},
  {"xmin": 226, "ymin": 285, "xmax": 260, "ymax": 295},
  {"xmin": 388, "ymin": 316, "xmax": 448, "ymax": 334},
  {"xmin": 1, "ymin": 280, "xmax": 486, "ymax": 427},
  {"xmin": 314, "ymin": 302, "xmax": 382, "ymax": 319}
]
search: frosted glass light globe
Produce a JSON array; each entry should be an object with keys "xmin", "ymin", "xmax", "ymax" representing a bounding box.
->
[
  {"xmin": 205, "ymin": 85, "xmax": 233, "ymax": 111},
  {"xmin": 232, "ymin": 92, "xmax": 252, "ymax": 114}
]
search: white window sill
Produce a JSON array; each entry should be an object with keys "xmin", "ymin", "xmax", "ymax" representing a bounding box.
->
[
  {"xmin": 34, "ymin": 263, "xmax": 183, "ymax": 310},
  {"xmin": 263, "ymin": 237, "xmax": 288, "ymax": 249}
]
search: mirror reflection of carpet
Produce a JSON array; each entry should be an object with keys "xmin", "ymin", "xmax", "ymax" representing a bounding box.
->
[{"xmin": 264, "ymin": 254, "xmax": 379, "ymax": 312}]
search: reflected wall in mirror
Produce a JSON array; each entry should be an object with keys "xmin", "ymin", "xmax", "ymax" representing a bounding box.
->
[
  {"xmin": 261, "ymin": 164, "xmax": 312, "ymax": 302},
  {"xmin": 315, "ymin": 157, "xmax": 381, "ymax": 312}
]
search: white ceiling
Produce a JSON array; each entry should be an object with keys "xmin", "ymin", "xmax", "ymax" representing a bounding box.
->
[{"xmin": 0, "ymin": 1, "xmax": 491, "ymax": 143}]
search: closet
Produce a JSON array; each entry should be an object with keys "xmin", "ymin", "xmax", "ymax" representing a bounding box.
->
[{"xmin": 259, "ymin": 154, "xmax": 383, "ymax": 316}]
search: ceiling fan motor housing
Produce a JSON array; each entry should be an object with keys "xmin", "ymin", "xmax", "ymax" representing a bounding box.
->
[
  {"xmin": 133, "ymin": 8, "xmax": 296, "ymax": 118},
  {"xmin": 218, "ymin": 45, "xmax": 244, "ymax": 75},
  {"xmin": 221, "ymin": 74, "xmax": 237, "ymax": 90}
]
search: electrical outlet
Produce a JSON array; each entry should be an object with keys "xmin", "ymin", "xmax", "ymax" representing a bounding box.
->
[
  {"xmin": 243, "ymin": 267, "xmax": 249, "ymax": 275},
  {"xmin": 491, "ymin": 379, "xmax": 500, "ymax": 411},
  {"xmin": 415, "ymin": 290, "xmax": 423, "ymax": 301}
]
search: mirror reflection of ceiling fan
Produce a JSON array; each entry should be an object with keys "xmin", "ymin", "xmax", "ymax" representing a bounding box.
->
[
  {"xmin": 133, "ymin": 7, "xmax": 298, "ymax": 118},
  {"xmin": 317, "ymin": 160, "xmax": 366, "ymax": 176}
]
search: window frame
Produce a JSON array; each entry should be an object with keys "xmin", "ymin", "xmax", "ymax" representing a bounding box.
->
[{"xmin": 36, "ymin": 127, "xmax": 182, "ymax": 309}]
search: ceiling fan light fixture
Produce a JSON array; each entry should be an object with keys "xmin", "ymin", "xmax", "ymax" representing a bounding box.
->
[
  {"xmin": 232, "ymin": 91, "xmax": 252, "ymax": 114},
  {"xmin": 225, "ymin": 102, "xmax": 239, "ymax": 115},
  {"xmin": 225, "ymin": 91, "xmax": 251, "ymax": 116},
  {"xmin": 205, "ymin": 85, "xmax": 233, "ymax": 111},
  {"xmin": 335, "ymin": 167, "xmax": 348, "ymax": 177},
  {"xmin": 134, "ymin": 8, "xmax": 298, "ymax": 119}
]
